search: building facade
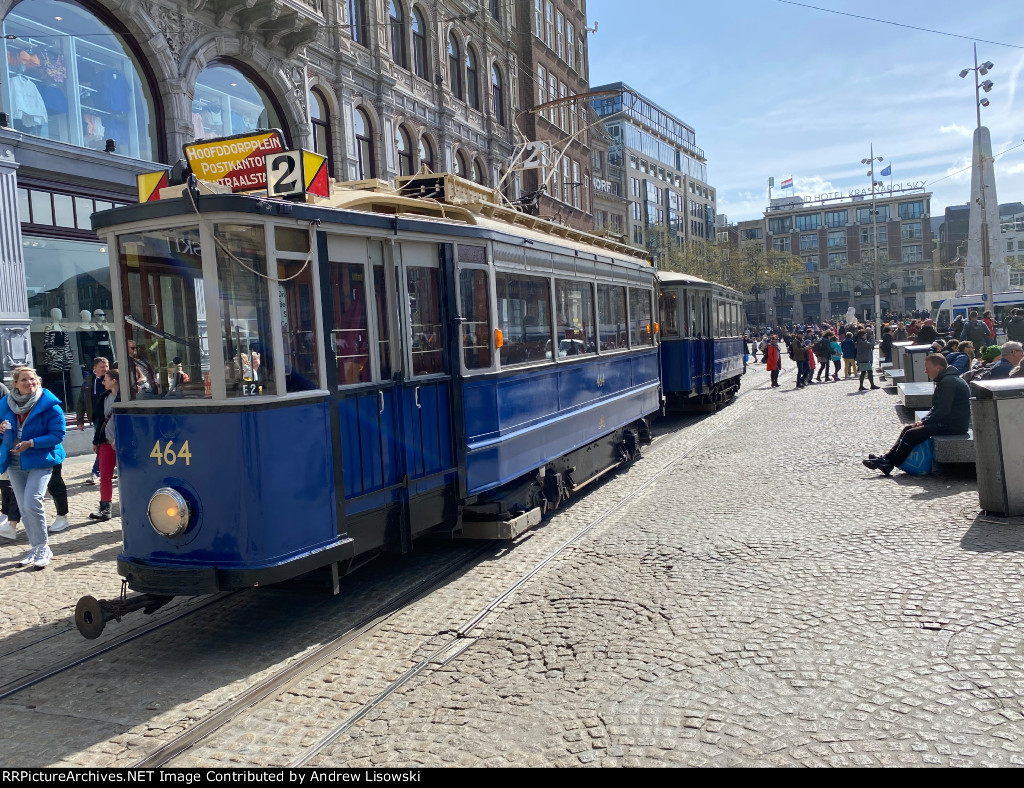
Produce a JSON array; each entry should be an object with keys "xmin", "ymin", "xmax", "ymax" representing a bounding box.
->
[
  {"xmin": 513, "ymin": 0, "xmax": 593, "ymax": 230},
  {"xmin": 763, "ymin": 190, "xmax": 933, "ymax": 323},
  {"xmin": 1002, "ymin": 209, "xmax": 1024, "ymax": 290},
  {"xmin": 939, "ymin": 201, "xmax": 1024, "ymax": 293},
  {"xmin": 589, "ymin": 116, "xmax": 628, "ymax": 242},
  {"xmin": 590, "ymin": 82, "xmax": 715, "ymax": 258},
  {"xmin": 0, "ymin": 0, "xmax": 519, "ymax": 402}
]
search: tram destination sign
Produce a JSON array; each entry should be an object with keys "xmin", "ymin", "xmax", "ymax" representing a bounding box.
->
[{"xmin": 183, "ymin": 129, "xmax": 286, "ymax": 193}]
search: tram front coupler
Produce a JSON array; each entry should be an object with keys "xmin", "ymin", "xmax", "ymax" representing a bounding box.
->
[{"xmin": 74, "ymin": 592, "xmax": 174, "ymax": 639}]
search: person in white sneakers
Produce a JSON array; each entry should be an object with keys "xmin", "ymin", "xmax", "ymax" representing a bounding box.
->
[{"xmin": 0, "ymin": 366, "xmax": 66, "ymax": 568}]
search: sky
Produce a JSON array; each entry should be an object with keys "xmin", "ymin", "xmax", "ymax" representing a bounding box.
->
[{"xmin": 586, "ymin": 0, "xmax": 1024, "ymax": 224}]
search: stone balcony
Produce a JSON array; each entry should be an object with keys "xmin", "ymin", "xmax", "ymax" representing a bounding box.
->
[{"xmin": 196, "ymin": 0, "xmax": 324, "ymax": 55}]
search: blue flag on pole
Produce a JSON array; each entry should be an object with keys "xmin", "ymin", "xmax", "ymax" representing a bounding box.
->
[{"xmin": 880, "ymin": 164, "xmax": 891, "ymax": 177}]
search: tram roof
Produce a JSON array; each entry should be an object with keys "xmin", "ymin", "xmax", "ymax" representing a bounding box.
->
[
  {"xmin": 657, "ymin": 270, "xmax": 741, "ymax": 297},
  {"xmin": 94, "ymin": 173, "xmax": 652, "ymax": 268}
]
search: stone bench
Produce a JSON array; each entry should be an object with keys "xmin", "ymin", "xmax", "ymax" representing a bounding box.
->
[
  {"xmin": 899, "ymin": 382, "xmax": 935, "ymax": 409},
  {"xmin": 883, "ymin": 369, "xmax": 906, "ymax": 384},
  {"xmin": 911, "ymin": 411, "xmax": 975, "ymax": 464}
]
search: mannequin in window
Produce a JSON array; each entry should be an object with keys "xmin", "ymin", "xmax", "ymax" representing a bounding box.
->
[
  {"xmin": 79, "ymin": 309, "xmax": 92, "ymax": 329},
  {"xmin": 77, "ymin": 308, "xmax": 115, "ymax": 372},
  {"xmin": 42, "ymin": 308, "xmax": 73, "ymax": 407}
]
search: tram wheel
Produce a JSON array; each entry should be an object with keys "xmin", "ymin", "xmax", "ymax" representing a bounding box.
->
[{"xmin": 75, "ymin": 595, "xmax": 106, "ymax": 640}]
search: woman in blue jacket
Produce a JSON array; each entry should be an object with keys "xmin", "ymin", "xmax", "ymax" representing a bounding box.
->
[{"xmin": 0, "ymin": 366, "xmax": 66, "ymax": 569}]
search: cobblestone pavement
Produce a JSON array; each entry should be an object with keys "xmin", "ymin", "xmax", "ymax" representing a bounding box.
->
[{"xmin": 2, "ymin": 362, "xmax": 1023, "ymax": 767}]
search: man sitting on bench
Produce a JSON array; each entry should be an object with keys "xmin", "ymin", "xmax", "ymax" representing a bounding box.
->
[{"xmin": 863, "ymin": 353, "xmax": 970, "ymax": 476}]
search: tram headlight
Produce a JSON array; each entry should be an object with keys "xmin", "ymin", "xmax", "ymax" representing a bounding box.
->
[{"xmin": 148, "ymin": 487, "xmax": 190, "ymax": 537}]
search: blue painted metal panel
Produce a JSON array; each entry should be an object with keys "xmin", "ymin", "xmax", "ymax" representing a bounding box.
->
[
  {"xmin": 116, "ymin": 401, "xmax": 337, "ymax": 569},
  {"xmin": 462, "ymin": 350, "xmax": 660, "ymax": 495},
  {"xmin": 713, "ymin": 338, "xmax": 745, "ymax": 383}
]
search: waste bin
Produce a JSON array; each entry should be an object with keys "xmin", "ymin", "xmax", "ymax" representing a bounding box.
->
[
  {"xmin": 970, "ymin": 379, "xmax": 1024, "ymax": 517},
  {"xmin": 891, "ymin": 341, "xmax": 914, "ymax": 370},
  {"xmin": 903, "ymin": 345, "xmax": 934, "ymax": 383}
]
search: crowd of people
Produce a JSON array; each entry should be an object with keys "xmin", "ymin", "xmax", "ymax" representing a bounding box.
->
[
  {"xmin": 0, "ymin": 357, "xmax": 120, "ymax": 570},
  {"xmin": 746, "ymin": 307, "xmax": 1024, "ymax": 391}
]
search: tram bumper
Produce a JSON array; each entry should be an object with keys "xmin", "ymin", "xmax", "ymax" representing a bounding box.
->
[{"xmin": 117, "ymin": 538, "xmax": 356, "ymax": 596}]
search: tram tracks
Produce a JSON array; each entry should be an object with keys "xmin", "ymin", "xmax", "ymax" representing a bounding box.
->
[
  {"xmin": 0, "ymin": 592, "xmax": 237, "ymax": 702},
  {"xmin": 138, "ymin": 371, "xmax": 774, "ymax": 768},
  {"xmin": 293, "ymin": 375, "xmax": 774, "ymax": 766}
]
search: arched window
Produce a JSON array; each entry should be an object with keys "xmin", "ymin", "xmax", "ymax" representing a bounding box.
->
[
  {"xmin": 1, "ymin": 0, "xmax": 158, "ymax": 160},
  {"xmin": 194, "ymin": 62, "xmax": 284, "ymax": 141},
  {"xmin": 491, "ymin": 65, "xmax": 505, "ymax": 126},
  {"xmin": 349, "ymin": 0, "xmax": 368, "ymax": 46},
  {"xmin": 453, "ymin": 150, "xmax": 467, "ymax": 178},
  {"xmin": 465, "ymin": 46, "xmax": 481, "ymax": 111},
  {"xmin": 389, "ymin": 1, "xmax": 407, "ymax": 69},
  {"xmin": 472, "ymin": 159, "xmax": 486, "ymax": 185},
  {"xmin": 396, "ymin": 126, "xmax": 413, "ymax": 176},
  {"xmin": 309, "ymin": 88, "xmax": 334, "ymax": 175},
  {"xmin": 448, "ymin": 35, "xmax": 462, "ymax": 101},
  {"xmin": 411, "ymin": 8, "xmax": 428, "ymax": 79},
  {"xmin": 354, "ymin": 107, "xmax": 375, "ymax": 180},
  {"xmin": 418, "ymin": 136, "xmax": 435, "ymax": 171}
]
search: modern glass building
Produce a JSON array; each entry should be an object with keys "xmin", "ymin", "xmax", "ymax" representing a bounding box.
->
[{"xmin": 590, "ymin": 82, "xmax": 715, "ymax": 254}]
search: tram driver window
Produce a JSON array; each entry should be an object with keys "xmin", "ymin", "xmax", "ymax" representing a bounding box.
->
[
  {"xmin": 215, "ymin": 224, "xmax": 276, "ymax": 397},
  {"xmin": 116, "ymin": 229, "xmax": 209, "ymax": 400}
]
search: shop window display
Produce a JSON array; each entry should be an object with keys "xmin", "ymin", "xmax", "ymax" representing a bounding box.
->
[
  {"xmin": 192, "ymin": 63, "xmax": 279, "ymax": 141},
  {"xmin": 23, "ymin": 237, "xmax": 116, "ymax": 411},
  {"xmin": 1, "ymin": 0, "xmax": 156, "ymax": 160}
]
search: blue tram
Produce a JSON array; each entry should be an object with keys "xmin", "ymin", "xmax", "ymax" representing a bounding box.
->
[
  {"xmin": 76, "ymin": 172, "xmax": 661, "ymax": 636},
  {"xmin": 657, "ymin": 272, "xmax": 745, "ymax": 410}
]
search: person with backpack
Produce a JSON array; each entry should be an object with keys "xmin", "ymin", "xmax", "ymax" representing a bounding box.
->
[
  {"xmin": 880, "ymin": 326, "xmax": 894, "ymax": 364},
  {"xmin": 814, "ymin": 332, "xmax": 833, "ymax": 382},
  {"xmin": 841, "ymin": 332, "xmax": 857, "ymax": 378},
  {"xmin": 960, "ymin": 311, "xmax": 994, "ymax": 358}
]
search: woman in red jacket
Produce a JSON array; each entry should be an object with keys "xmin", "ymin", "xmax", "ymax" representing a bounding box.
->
[{"xmin": 765, "ymin": 335, "xmax": 782, "ymax": 387}]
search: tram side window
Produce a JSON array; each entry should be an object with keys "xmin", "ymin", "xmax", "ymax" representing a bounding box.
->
[
  {"xmin": 330, "ymin": 261, "xmax": 371, "ymax": 385},
  {"xmin": 659, "ymin": 289, "xmax": 679, "ymax": 339},
  {"xmin": 277, "ymin": 229, "xmax": 321, "ymax": 392},
  {"xmin": 117, "ymin": 229, "xmax": 209, "ymax": 400},
  {"xmin": 215, "ymin": 224, "xmax": 276, "ymax": 397},
  {"xmin": 407, "ymin": 265, "xmax": 443, "ymax": 375},
  {"xmin": 495, "ymin": 271, "xmax": 552, "ymax": 365},
  {"xmin": 459, "ymin": 269, "xmax": 492, "ymax": 370},
  {"xmin": 597, "ymin": 284, "xmax": 628, "ymax": 351},
  {"xmin": 629, "ymin": 287, "xmax": 654, "ymax": 346},
  {"xmin": 555, "ymin": 279, "xmax": 596, "ymax": 357}
]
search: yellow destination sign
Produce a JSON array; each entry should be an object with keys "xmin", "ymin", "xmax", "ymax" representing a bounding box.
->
[{"xmin": 183, "ymin": 130, "xmax": 286, "ymax": 193}]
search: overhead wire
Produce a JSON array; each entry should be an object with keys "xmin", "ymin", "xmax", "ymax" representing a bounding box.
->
[{"xmin": 775, "ymin": 0, "xmax": 1024, "ymax": 50}]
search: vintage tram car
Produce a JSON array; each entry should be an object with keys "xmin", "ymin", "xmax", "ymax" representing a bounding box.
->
[
  {"xmin": 657, "ymin": 271, "xmax": 745, "ymax": 411},
  {"xmin": 76, "ymin": 171, "xmax": 665, "ymax": 636}
]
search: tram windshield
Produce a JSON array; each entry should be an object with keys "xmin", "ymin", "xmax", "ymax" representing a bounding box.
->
[{"xmin": 117, "ymin": 229, "xmax": 209, "ymax": 400}]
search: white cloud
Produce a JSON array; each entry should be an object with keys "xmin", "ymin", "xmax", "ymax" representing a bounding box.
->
[
  {"xmin": 939, "ymin": 124, "xmax": 972, "ymax": 137},
  {"xmin": 1006, "ymin": 162, "xmax": 1024, "ymax": 175},
  {"xmin": 791, "ymin": 176, "xmax": 837, "ymax": 197},
  {"xmin": 945, "ymin": 157, "xmax": 972, "ymax": 183}
]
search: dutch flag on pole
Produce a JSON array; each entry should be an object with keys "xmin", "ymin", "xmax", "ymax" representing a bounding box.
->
[{"xmin": 780, "ymin": 177, "xmax": 794, "ymax": 189}]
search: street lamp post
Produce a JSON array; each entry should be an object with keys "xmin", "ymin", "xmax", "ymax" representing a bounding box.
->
[
  {"xmin": 861, "ymin": 147, "xmax": 884, "ymax": 343},
  {"xmin": 960, "ymin": 45, "xmax": 995, "ymax": 306}
]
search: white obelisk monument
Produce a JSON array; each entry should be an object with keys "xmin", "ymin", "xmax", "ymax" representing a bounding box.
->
[{"xmin": 965, "ymin": 126, "xmax": 1008, "ymax": 295}]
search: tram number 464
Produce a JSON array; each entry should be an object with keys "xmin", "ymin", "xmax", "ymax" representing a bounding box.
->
[{"xmin": 150, "ymin": 440, "xmax": 192, "ymax": 466}]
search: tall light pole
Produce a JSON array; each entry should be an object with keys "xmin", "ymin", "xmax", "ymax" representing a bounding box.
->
[
  {"xmin": 861, "ymin": 147, "xmax": 884, "ymax": 343},
  {"xmin": 959, "ymin": 45, "xmax": 995, "ymax": 306}
]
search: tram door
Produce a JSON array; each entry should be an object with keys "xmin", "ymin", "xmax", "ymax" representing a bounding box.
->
[{"xmin": 329, "ymin": 237, "xmax": 455, "ymax": 554}]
